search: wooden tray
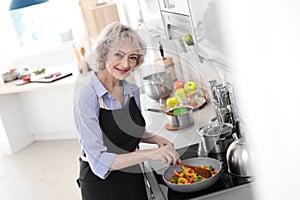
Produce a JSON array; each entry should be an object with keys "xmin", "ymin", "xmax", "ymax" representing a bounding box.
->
[{"xmin": 165, "ymin": 122, "xmax": 194, "ymax": 131}]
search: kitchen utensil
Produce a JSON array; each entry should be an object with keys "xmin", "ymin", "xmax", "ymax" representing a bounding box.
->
[
  {"xmin": 162, "ymin": 157, "xmax": 222, "ymax": 193},
  {"xmin": 142, "ymin": 71, "xmax": 172, "ymax": 101},
  {"xmin": 226, "ymin": 137, "xmax": 253, "ymax": 177},
  {"xmin": 72, "ymin": 44, "xmax": 82, "ymax": 66},
  {"xmin": 146, "ymin": 108, "xmax": 176, "ymax": 116},
  {"xmin": 15, "ymin": 79, "xmax": 31, "ymax": 86},
  {"xmin": 80, "ymin": 47, "xmax": 85, "ymax": 58},
  {"xmin": 226, "ymin": 121, "xmax": 253, "ymax": 177},
  {"xmin": 2, "ymin": 71, "xmax": 18, "ymax": 83},
  {"xmin": 159, "ymin": 41, "xmax": 164, "ymax": 59},
  {"xmin": 166, "ymin": 106, "xmax": 194, "ymax": 128},
  {"xmin": 178, "ymin": 161, "xmax": 212, "ymax": 178},
  {"xmin": 164, "ymin": 123, "xmax": 190, "ymax": 131},
  {"xmin": 198, "ymin": 119, "xmax": 234, "ymax": 154},
  {"xmin": 31, "ymin": 72, "xmax": 72, "ymax": 83}
]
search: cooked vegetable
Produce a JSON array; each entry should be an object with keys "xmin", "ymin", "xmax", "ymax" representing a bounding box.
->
[
  {"xmin": 178, "ymin": 177, "xmax": 188, "ymax": 184},
  {"xmin": 168, "ymin": 165, "xmax": 218, "ymax": 185},
  {"xmin": 32, "ymin": 67, "xmax": 46, "ymax": 75}
]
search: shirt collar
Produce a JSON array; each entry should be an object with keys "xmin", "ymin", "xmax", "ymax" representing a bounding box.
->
[{"xmin": 90, "ymin": 73, "xmax": 134, "ymax": 97}]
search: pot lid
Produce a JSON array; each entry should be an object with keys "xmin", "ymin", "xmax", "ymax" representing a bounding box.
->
[{"xmin": 199, "ymin": 122, "xmax": 233, "ymax": 137}]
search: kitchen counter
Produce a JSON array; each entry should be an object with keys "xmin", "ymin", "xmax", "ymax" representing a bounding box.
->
[
  {"xmin": 0, "ymin": 64, "xmax": 91, "ymax": 155},
  {"xmin": 139, "ymin": 94, "xmax": 254, "ymax": 200},
  {"xmin": 139, "ymin": 93, "xmax": 215, "ymax": 150},
  {"xmin": 0, "ymin": 64, "xmax": 84, "ymax": 95}
]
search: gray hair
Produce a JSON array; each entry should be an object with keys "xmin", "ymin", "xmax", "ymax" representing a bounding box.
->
[{"xmin": 88, "ymin": 22, "xmax": 147, "ymax": 72}]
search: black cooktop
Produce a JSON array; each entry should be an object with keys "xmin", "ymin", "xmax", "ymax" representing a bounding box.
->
[{"xmin": 144, "ymin": 143, "xmax": 252, "ymax": 200}]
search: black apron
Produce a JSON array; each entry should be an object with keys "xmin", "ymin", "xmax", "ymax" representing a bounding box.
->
[{"xmin": 77, "ymin": 95, "xmax": 148, "ymax": 200}]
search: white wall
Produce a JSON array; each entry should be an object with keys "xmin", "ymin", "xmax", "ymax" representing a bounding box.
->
[{"xmin": 221, "ymin": 1, "xmax": 300, "ymax": 200}]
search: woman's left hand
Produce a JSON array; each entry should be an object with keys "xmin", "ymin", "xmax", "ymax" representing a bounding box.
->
[{"xmin": 153, "ymin": 135, "xmax": 173, "ymax": 147}]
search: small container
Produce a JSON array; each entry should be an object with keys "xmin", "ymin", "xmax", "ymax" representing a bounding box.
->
[
  {"xmin": 2, "ymin": 71, "xmax": 17, "ymax": 83},
  {"xmin": 142, "ymin": 71, "xmax": 173, "ymax": 101},
  {"xmin": 198, "ymin": 122, "xmax": 234, "ymax": 154},
  {"xmin": 166, "ymin": 106, "xmax": 194, "ymax": 127}
]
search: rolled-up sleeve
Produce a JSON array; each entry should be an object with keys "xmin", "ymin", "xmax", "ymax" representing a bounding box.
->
[{"xmin": 74, "ymin": 86, "xmax": 117, "ymax": 179}]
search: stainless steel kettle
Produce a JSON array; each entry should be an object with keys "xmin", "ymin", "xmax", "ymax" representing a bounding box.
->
[{"xmin": 226, "ymin": 121, "xmax": 253, "ymax": 177}]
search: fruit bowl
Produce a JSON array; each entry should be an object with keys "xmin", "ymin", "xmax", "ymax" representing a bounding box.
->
[{"xmin": 161, "ymin": 88, "xmax": 207, "ymax": 111}]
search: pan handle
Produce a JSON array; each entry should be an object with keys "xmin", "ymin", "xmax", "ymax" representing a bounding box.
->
[{"xmin": 145, "ymin": 108, "xmax": 161, "ymax": 113}]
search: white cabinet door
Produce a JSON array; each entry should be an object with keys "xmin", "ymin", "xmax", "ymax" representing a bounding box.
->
[{"xmin": 158, "ymin": 0, "xmax": 190, "ymax": 15}]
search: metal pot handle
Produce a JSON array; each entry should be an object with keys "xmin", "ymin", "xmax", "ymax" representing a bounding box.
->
[
  {"xmin": 209, "ymin": 117, "xmax": 220, "ymax": 128},
  {"xmin": 235, "ymin": 120, "xmax": 242, "ymax": 139}
]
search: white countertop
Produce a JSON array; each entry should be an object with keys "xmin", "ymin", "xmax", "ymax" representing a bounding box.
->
[
  {"xmin": 0, "ymin": 64, "xmax": 91, "ymax": 95},
  {"xmin": 140, "ymin": 93, "xmax": 215, "ymax": 150}
]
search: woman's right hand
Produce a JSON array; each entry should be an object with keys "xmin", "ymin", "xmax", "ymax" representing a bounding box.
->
[{"xmin": 150, "ymin": 143, "xmax": 180, "ymax": 165}]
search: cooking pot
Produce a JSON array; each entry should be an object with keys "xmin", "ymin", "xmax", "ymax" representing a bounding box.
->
[
  {"xmin": 166, "ymin": 106, "xmax": 194, "ymax": 127},
  {"xmin": 142, "ymin": 71, "xmax": 173, "ymax": 101},
  {"xmin": 2, "ymin": 71, "xmax": 18, "ymax": 83},
  {"xmin": 198, "ymin": 119, "xmax": 234, "ymax": 154}
]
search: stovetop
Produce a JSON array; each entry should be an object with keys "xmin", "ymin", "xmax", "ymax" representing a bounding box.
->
[{"xmin": 143, "ymin": 143, "xmax": 252, "ymax": 200}]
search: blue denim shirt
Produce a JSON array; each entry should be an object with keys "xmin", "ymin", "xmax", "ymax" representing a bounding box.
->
[{"xmin": 74, "ymin": 73, "xmax": 141, "ymax": 179}]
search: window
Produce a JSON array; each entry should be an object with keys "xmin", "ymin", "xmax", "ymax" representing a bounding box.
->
[{"xmin": 9, "ymin": 0, "xmax": 86, "ymax": 48}]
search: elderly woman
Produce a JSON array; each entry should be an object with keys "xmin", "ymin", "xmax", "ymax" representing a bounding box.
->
[{"xmin": 74, "ymin": 22, "xmax": 180, "ymax": 200}]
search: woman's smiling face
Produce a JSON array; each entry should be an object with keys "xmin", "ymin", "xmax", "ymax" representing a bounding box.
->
[{"xmin": 105, "ymin": 38, "xmax": 141, "ymax": 80}]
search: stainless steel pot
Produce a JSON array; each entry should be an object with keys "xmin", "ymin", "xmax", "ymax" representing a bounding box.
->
[
  {"xmin": 142, "ymin": 71, "xmax": 173, "ymax": 101},
  {"xmin": 2, "ymin": 72, "xmax": 17, "ymax": 83},
  {"xmin": 166, "ymin": 106, "xmax": 194, "ymax": 127},
  {"xmin": 198, "ymin": 121, "xmax": 234, "ymax": 154}
]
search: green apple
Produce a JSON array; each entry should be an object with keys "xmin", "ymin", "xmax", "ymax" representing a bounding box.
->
[
  {"xmin": 175, "ymin": 88, "xmax": 187, "ymax": 101},
  {"xmin": 184, "ymin": 81, "xmax": 197, "ymax": 94},
  {"xmin": 166, "ymin": 96, "xmax": 179, "ymax": 109},
  {"xmin": 183, "ymin": 34, "xmax": 194, "ymax": 46}
]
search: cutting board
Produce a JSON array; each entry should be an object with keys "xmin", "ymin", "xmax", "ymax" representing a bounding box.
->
[{"xmin": 31, "ymin": 72, "xmax": 72, "ymax": 83}]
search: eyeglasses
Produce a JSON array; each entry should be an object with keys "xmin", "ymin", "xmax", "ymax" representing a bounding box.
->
[{"xmin": 113, "ymin": 50, "xmax": 142, "ymax": 64}]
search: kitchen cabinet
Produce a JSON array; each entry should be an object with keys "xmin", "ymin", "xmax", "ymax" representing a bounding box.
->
[
  {"xmin": 79, "ymin": 1, "xmax": 120, "ymax": 46},
  {"xmin": 158, "ymin": 0, "xmax": 190, "ymax": 15},
  {"xmin": 157, "ymin": 0, "xmax": 230, "ymax": 72}
]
